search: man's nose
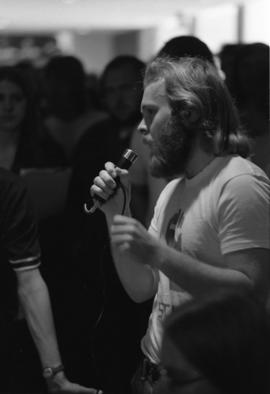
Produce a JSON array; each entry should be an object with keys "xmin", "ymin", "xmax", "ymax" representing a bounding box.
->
[{"xmin": 137, "ymin": 118, "xmax": 148, "ymax": 135}]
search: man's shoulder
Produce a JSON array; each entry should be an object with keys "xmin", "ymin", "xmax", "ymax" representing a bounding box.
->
[
  {"xmin": 215, "ymin": 155, "xmax": 270, "ymax": 202},
  {"xmin": 215, "ymin": 155, "xmax": 268, "ymax": 182}
]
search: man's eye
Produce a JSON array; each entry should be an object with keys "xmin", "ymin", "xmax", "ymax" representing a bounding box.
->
[
  {"xmin": 147, "ymin": 108, "xmax": 156, "ymax": 117},
  {"xmin": 140, "ymin": 127, "xmax": 148, "ymax": 136},
  {"xmin": 144, "ymin": 111, "xmax": 155, "ymax": 125}
]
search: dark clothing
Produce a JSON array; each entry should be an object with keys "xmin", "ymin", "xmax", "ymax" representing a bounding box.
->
[
  {"xmin": 10, "ymin": 129, "xmax": 58, "ymax": 173},
  {"xmin": 0, "ymin": 168, "xmax": 45, "ymax": 392},
  {"xmin": 64, "ymin": 118, "xmax": 152, "ymax": 392},
  {"xmin": 37, "ymin": 125, "xmax": 71, "ymax": 167},
  {"xmin": 0, "ymin": 168, "xmax": 41, "ymax": 319}
]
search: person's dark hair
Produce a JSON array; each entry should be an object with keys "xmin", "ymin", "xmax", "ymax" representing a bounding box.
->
[
  {"xmin": 157, "ymin": 35, "xmax": 215, "ymax": 65},
  {"xmin": 42, "ymin": 55, "xmax": 87, "ymax": 120},
  {"xmin": 163, "ymin": 292, "xmax": 270, "ymax": 394},
  {"xmin": 144, "ymin": 56, "xmax": 251, "ymax": 158},
  {"xmin": 100, "ymin": 55, "xmax": 145, "ymax": 93},
  {"xmin": 219, "ymin": 43, "xmax": 244, "ymax": 99},
  {"xmin": 234, "ymin": 43, "xmax": 269, "ymax": 134},
  {"xmin": 0, "ymin": 65, "xmax": 39, "ymax": 137}
]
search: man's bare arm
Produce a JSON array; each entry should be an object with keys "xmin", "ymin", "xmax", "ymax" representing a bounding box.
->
[
  {"xmin": 16, "ymin": 268, "xmax": 97, "ymax": 393},
  {"xmin": 110, "ymin": 215, "xmax": 270, "ymax": 301}
]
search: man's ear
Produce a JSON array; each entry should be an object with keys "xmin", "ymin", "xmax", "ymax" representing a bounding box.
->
[{"xmin": 180, "ymin": 106, "xmax": 200, "ymax": 126}]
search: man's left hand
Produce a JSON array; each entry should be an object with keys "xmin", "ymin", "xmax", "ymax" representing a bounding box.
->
[{"xmin": 110, "ymin": 214, "xmax": 162, "ymax": 267}]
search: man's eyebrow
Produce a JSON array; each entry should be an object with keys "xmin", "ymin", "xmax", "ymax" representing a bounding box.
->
[
  {"xmin": 141, "ymin": 104, "xmax": 156, "ymax": 112},
  {"xmin": 140, "ymin": 104, "xmax": 147, "ymax": 113}
]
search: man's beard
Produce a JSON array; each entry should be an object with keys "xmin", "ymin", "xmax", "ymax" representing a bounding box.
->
[{"xmin": 149, "ymin": 115, "xmax": 197, "ymax": 179}]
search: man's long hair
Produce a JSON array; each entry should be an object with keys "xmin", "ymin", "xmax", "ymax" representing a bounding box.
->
[{"xmin": 144, "ymin": 57, "xmax": 251, "ymax": 158}]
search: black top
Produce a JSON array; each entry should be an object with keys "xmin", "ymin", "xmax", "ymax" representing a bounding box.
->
[{"xmin": 0, "ymin": 168, "xmax": 41, "ymax": 320}]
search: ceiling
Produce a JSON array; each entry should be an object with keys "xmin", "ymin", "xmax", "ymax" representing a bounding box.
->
[{"xmin": 0, "ymin": 0, "xmax": 258, "ymax": 33}]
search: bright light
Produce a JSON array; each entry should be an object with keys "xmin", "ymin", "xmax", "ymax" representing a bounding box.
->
[
  {"xmin": 61, "ymin": 0, "xmax": 77, "ymax": 5},
  {"xmin": 244, "ymin": 0, "xmax": 270, "ymax": 44},
  {"xmin": 0, "ymin": 17, "xmax": 11, "ymax": 30}
]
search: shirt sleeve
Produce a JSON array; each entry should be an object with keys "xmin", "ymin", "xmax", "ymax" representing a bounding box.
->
[
  {"xmin": 0, "ymin": 174, "xmax": 41, "ymax": 271},
  {"xmin": 217, "ymin": 173, "xmax": 270, "ymax": 254}
]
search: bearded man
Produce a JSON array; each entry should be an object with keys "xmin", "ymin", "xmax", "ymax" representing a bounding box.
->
[{"xmin": 90, "ymin": 57, "xmax": 270, "ymax": 394}]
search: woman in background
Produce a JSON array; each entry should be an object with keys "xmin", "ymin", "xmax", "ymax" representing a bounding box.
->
[{"xmin": 0, "ymin": 65, "xmax": 44, "ymax": 172}]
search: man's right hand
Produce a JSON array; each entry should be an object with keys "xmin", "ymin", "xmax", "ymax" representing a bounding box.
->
[{"xmin": 90, "ymin": 161, "xmax": 131, "ymax": 217}]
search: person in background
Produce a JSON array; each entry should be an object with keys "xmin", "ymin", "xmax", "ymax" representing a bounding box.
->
[
  {"xmin": 63, "ymin": 55, "xmax": 148, "ymax": 394},
  {"xmin": 40, "ymin": 55, "xmax": 107, "ymax": 166},
  {"xmin": 90, "ymin": 56, "xmax": 270, "ymax": 393},
  {"xmin": 27, "ymin": 56, "xmax": 107, "ymax": 384},
  {"xmin": 156, "ymin": 291, "xmax": 270, "ymax": 394},
  {"xmin": 0, "ymin": 65, "xmax": 44, "ymax": 172},
  {"xmin": 0, "ymin": 167, "xmax": 98, "ymax": 393},
  {"xmin": 99, "ymin": 55, "xmax": 145, "ymax": 145},
  {"xmin": 220, "ymin": 43, "xmax": 270, "ymax": 177},
  {"xmin": 129, "ymin": 35, "xmax": 217, "ymax": 227}
]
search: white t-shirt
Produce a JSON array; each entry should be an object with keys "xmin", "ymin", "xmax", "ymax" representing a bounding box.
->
[
  {"xmin": 129, "ymin": 129, "xmax": 167, "ymax": 225},
  {"xmin": 141, "ymin": 155, "xmax": 270, "ymax": 364}
]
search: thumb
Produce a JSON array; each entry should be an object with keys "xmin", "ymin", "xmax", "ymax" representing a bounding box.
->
[{"xmin": 113, "ymin": 166, "xmax": 129, "ymax": 189}]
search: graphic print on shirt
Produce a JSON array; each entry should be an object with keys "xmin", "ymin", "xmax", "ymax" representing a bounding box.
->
[
  {"xmin": 165, "ymin": 209, "xmax": 184, "ymax": 250},
  {"xmin": 156, "ymin": 208, "xmax": 186, "ymax": 322}
]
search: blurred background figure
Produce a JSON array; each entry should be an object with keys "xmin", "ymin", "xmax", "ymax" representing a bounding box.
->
[
  {"xmin": 0, "ymin": 59, "xmax": 102, "ymax": 394},
  {"xmin": 40, "ymin": 55, "xmax": 107, "ymax": 166},
  {"xmin": 220, "ymin": 43, "xmax": 270, "ymax": 177},
  {"xmin": 29, "ymin": 54, "xmax": 109, "ymax": 388},
  {"xmin": 156, "ymin": 35, "xmax": 216, "ymax": 62},
  {"xmin": 155, "ymin": 292, "xmax": 270, "ymax": 394},
  {"xmin": 0, "ymin": 65, "xmax": 43, "ymax": 172},
  {"xmin": 63, "ymin": 54, "xmax": 149, "ymax": 394},
  {"xmin": 99, "ymin": 55, "xmax": 144, "ymax": 139}
]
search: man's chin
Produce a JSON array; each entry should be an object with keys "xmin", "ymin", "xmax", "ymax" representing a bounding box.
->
[
  {"xmin": 149, "ymin": 158, "xmax": 171, "ymax": 179},
  {"xmin": 150, "ymin": 156, "xmax": 186, "ymax": 179}
]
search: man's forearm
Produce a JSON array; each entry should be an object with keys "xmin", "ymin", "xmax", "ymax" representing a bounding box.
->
[
  {"xmin": 104, "ymin": 209, "xmax": 157, "ymax": 302},
  {"xmin": 155, "ymin": 244, "xmax": 254, "ymax": 298},
  {"xmin": 111, "ymin": 244, "xmax": 158, "ymax": 302},
  {"xmin": 17, "ymin": 270, "xmax": 62, "ymax": 368}
]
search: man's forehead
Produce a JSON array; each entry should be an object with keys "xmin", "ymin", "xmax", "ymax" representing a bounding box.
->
[{"xmin": 142, "ymin": 79, "xmax": 167, "ymax": 105}]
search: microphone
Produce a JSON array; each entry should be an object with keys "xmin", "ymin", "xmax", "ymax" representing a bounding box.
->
[{"xmin": 84, "ymin": 148, "xmax": 138, "ymax": 214}]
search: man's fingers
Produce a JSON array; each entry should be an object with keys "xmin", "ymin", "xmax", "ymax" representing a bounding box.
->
[
  {"xmin": 104, "ymin": 161, "xmax": 117, "ymax": 176},
  {"xmin": 64, "ymin": 382, "xmax": 102, "ymax": 393},
  {"xmin": 113, "ymin": 214, "xmax": 139, "ymax": 225},
  {"xmin": 111, "ymin": 233, "xmax": 134, "ymax": 244},
  {"xmin": 90, "ymin": 184, "xmax": 111, "ymax": 201},
  {"xmin": 99, "ymin": 169, "xmax": 117, "ymax": 189}
]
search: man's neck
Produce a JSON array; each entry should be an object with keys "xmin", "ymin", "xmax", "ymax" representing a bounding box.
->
[{"xmin": 185, "ymin": 147, "xmax": 215, "ymax": 179}]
